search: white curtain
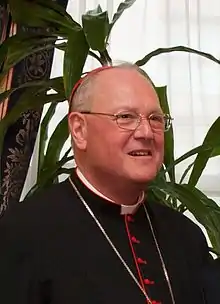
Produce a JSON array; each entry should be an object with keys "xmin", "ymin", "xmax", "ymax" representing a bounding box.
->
[{"xmin": 22, "ymin": 0, "xmax": 220, "ymax": 207}]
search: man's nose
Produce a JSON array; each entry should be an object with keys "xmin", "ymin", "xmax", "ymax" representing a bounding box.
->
[{"xmin": 133, "ymin": 117, "xmax": 154, "ymax": 139}]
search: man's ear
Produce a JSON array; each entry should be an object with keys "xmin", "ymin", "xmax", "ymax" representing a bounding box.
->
[{"xmin": 68, "ymin": 112, "xmax": 87, "ymax": 150}]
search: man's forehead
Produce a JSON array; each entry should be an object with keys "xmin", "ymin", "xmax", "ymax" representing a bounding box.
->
[
  {"xmin": 94, "ymin": 66, "xmax": 147, "ymax": 83},
  {"xmin": 69, "ymin": 65, "xmax": 159, "ymax": 113},
  {"xmin": 92, "ymin": 67, "xmax": 156, "ymax": 98},
  {"xmin": 101, "ymin": 67, "xmax": 155, "ymax": 89},
  {"xmin": 91, "ymin": 68, "xmax": 160, "ymax": 111}
]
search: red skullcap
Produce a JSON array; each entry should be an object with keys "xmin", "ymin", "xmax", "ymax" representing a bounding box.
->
[{"xmin": 69, "ymin": 65, "xmax": 113, "ymax": 105}]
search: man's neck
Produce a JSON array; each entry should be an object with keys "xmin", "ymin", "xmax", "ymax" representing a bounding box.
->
[{"xmin": 75, "ymin": 167, "xmax": 145, "ymax": 206}]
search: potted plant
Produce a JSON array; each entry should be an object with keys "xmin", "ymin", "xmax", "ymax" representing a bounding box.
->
[{"xmin": 0, "ymin": 0, "xmax": 220, "ymax": 255}]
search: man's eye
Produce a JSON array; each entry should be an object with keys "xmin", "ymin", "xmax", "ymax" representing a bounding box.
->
[
  {"xmin": 117, "ymin": 113, "xmax": 136, "ymax": 119},
  {"xmin": 150, "ymin": 114, "xmax": 164, "ymax": 123}
]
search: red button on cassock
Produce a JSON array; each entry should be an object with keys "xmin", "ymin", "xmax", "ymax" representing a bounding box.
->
[
  {"xmin": 144, "ymin": 278, "xmax": 155, "ymax": 285},
  {"xmin": 137, "ymin": 257, "xmax": 147, "ymax": 264},
  {"xmin": 131, "ymin": 236, "xmax": 140, "ymax": 244},
  {"xmin": 127, "ymin": 215, "xmax": 134, "ymax": 222}
]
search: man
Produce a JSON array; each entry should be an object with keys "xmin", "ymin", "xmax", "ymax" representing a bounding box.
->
[
  {"xmin": 202, "ymin": 257, "xmax": 220, "ymax": 303},
  {"xmin": 0, "ymin": 64, "xmax": 215, "ymax": 303}
]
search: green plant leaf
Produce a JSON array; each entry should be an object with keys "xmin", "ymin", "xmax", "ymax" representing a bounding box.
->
[
  {"xmin": 0, "ymin": 87, "xmax": 66, "ymax": 159},
  {"xmin": 82, "ymin": 5, "xmax": 110, "ymax": 51},
  {"xmin": 150, "ymin": 181, "xmax": 220, "ymax": 254},
  {"xmin": 155, "ymin": 86, "xmax": 175, "ymax": 183},
  {"xmin": 135, "ymin": 46, "xmax": 220, "ymax": 67},
  {"xmin": 55, "ymin": 41, "xmax": 67, "ymax": 52},
  {"xmin": 211, "ymin": 146, "xmax": 220, "ymax": 157},
  {"xmin": 179, "ymin": 161, "xmax": 195, "ymax": 184},
  {"xmin": 37, "ymin": 102, "xmax": 58, "ymax": 180},
  {"xmin": 0, "ymin": 77, "xmax": 64, "ymax": 105},
  {"xmin": 149, "ymin": 172, "xmax": 179, "ymax": 210},
  {"xmin": 107, "ymin": 0, "xmax": 137, "ymax": 41},
  {"xmin": 99, "ymin": 49, "xmax": 112, "ymax": 65},
  {"xmin": 148, "ymin": 178, "xmax": 171, "ymax": 208},
  {"xmin": 9, "ymin": 0, "xmax": 80, "ymax": 35},
  {"xmin": 57, "ymin": 168, "xmax": 74, "ymax": 175},
  {"xmin": 55, "ymin": 42, "xmax": 104, "ymax": 65},
  {"xmin": 40, "ymin": 114, "xmax": 69, "ymax": 176},
  {"xmin": 162, "ymin": 142, "xmax": 219, "ymax": 175},
  {"xmin": 173, "ymin": 184, "xmax": 220, "ymax": 254},
  {"xmin": 89, "ymin": 51, "xmax": 105, "ymax": 65},
  {"xmin": 0, "ymin": 77, "xmax": 65, "ymax": 186},
  {"xmin": 25, "ymin": 149, "xmax": 74, "ymax": 199},
  {"xmin": 63, "ymin": 28, "xmax": 89, "ymax": 99},
  {"xmin": 0, "ymin": 33, "xmax": 57, "ymax": 85},
  {"xmin": 148, "ymin": 187, "xmax": 169, "ymax": 207},
  {"xmin": 189, "ymin": 117, "xmax": 220, "ymax": 187}
]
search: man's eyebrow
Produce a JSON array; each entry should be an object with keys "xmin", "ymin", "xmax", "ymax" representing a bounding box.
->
[
  {"xmin": 112, "ymin": 106, "xmax": 139, "ymax": 112},
  {"xmin": 151, "ymin": 109, "xmax": 164, "ymax": 114},
  {"xmin": 113, "ymin": 107, "xmax": 164, "ymax": 114}
]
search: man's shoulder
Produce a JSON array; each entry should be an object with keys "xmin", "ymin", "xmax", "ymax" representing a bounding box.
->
[
  {"xmin": 149, "ymin": 200, "xmax": 205, "ymax": 240},
  {"xmin": 1, "ymin": 178, "xmax": 77, "ymax": 225},
  {"xmin": 150, "ymin": 200, "xmax": 194, "ymax": 223},
  {"xmin": 23, "ymin": 178, "xmax": 72, "ymax": 206},
  {"xmin": 0, "ymin": 178, "xmax": 82, "ymax": 257}
]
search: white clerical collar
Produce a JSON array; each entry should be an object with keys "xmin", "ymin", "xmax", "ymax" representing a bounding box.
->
[{"xmin": 75, "ymin": 167, "xmax": 144, "ymax": 215}]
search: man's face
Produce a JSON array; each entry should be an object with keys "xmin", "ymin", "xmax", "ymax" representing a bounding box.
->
[{"xmin": 79, "ymin": 68, "xmax": 164, "ymax": 186}]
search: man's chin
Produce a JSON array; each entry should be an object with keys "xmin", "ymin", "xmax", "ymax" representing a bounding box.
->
[{"xmin": 129, "ymin": 171, "xmax": 157, "ymax": 185}]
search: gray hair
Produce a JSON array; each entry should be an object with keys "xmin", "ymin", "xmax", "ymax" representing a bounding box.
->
[{"xmin": 69, "ymin": 61, "xmax": 155, "ymax": 113}]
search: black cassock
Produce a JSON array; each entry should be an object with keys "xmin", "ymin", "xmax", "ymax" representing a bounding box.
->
[{"xmin": 0, "ymin": 170, "xmax": 216, "ymax": 303}]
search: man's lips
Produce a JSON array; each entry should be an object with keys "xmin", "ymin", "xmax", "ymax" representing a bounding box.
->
[{"xmin": 128, "ymin": 149, "xmax": 153, "ymax": 157}]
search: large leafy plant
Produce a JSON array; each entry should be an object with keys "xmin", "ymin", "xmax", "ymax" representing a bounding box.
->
[{"xmin": 1, "ymin": 0, "xmax": 220, "ymax": 255}]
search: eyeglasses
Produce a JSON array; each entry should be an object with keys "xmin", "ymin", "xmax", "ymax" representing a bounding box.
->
[{"xmin": 80, "ymin": 111, "xmax": 173, "ymax": 132}]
